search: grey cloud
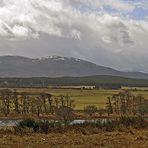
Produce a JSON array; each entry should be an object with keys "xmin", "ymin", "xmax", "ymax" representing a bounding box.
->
[{"xmin": 0, "ymin": 0, "xmax": 148, "ymax": 73}]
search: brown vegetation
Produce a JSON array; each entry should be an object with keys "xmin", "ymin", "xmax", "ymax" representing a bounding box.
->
[
  {"xmin": 0, "ymin": 89, "xmax": 148, "ymax": 147},
  {"xmin": 0, "ymin": 128, "xmax": 147, "ymax": 148}
]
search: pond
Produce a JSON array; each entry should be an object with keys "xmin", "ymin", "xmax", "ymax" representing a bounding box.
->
[
  {"xmin": 0, "ymin": 120, "xmax": 21, "ymax": 127},
  {"xmin": 70, "ymin": 119, "xmax": 109, "ymax": 125},
  {"xmin": 0, "ymin": 117, "xmax": 147, "ymax": 126},
  {"xmin": 0, "ymin": 119, "xmax": 109, "ymax": 127}
]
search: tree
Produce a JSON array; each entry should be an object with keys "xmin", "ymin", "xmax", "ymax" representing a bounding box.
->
[
  {"xmin": 13, "ymin": 90, "xmax": 19, "ymax": 114},
  {"xmin": 34, "ymin": 97, "xmax": 43, "ymax": 117},
  {"xmin": 106, "ymin": 97, "xmax": 113, "ymax": 116},
  {"xmin": 21, "ymin": 93, "xmax": 30, "ymax": 115},
  {"xmin": 54, "ymin": 95, "xmax": 75, "ymax": 125},
  {"xmin": 0, "ymin": 89, "xmax": 12, "ymax": 116},
  {"xmin": 46, "ymin": 93, "xmax": 53, "ymax": 114},
  {"xmin": 65, "ymin": 95, "xmax": 75, "ymax": 108},
  {"xmin": 30, "ymin": 97, "xmax": 42, "ymax": 117},
  {"xmin": 40, "ymin": 93, "xmax": 48, "ymax": 114},
  {"xmin": 107, "ymin": 90, "xmax": 147, "ymax": 116}
]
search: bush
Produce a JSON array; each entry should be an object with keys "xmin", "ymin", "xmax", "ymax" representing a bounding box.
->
[
  {"xmin": 0, "ymin": 127, "xmax": 14, "ymax": 135},
  {"xmin": 19, "ymin": 118, "xmax": 36, "ymax": 129},
  {"xmin": 14, "ymin": 118, "xmax": 65, "ymax": 134},
  {"xmin": 118, "ymin": 116, "xmax": 148, "ymax": 128},
  {"xmin": 84, "ymin": 105, "xmax": 98, "ymax": 116},
  {"xmin": 14, "ymin": 116, "xmax": 148, "ymax": 135},
  {"xmin": 55, "ymin": 106, "xmax": 75, "ymax": 125},
  {"xmin": 104, "ymin": 120, "xmax": 115, "ymax": 131}
]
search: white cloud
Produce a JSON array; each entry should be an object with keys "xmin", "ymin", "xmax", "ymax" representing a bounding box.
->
[
  {"xmin": 0, "ymin": 0, "xmax": 143, "ymax": 40},
  {"xmin": 0, "ymin": 0, "xmax": 144, "ymax": 40}
]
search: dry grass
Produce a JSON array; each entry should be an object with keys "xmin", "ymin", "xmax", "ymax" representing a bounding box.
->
[{"xmin": 0, "ymin": 129, "xmax": 147, "ymax": 148}]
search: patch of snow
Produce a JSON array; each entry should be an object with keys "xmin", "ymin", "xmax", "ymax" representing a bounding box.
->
[
  {"xmin": 37, "ymin": 56, "xmax": 82, "ymax": 62},
  {"xmin": 75, "ymin": 58, "xmax": 81, "ymax": 62},
  {"xmin": 67, "ymin": 57, "xmax": 82, "ymax": 62},
  {"xmin": 48, "ymin": 56, "xmax": 59, "ymax": 59},
  {"xmin": 54, "ymin": 57, "xmax": 65, "ymax": 61}
]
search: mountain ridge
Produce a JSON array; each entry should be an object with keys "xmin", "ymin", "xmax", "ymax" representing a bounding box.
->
[{"xmin": 0, "ymin": 55, "xmax": 148, "ymax": 79}]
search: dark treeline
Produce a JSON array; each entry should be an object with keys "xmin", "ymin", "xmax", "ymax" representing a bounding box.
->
[{"xmin": 1, "ymin": 75, "xmax": 148, "ymax": 88}]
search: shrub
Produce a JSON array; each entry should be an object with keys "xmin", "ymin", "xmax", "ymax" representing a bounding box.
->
[
  {"xmin": 118, "ymin": 116, "xmax": 148, "ymax": 128},
  {"xmin": 55, "ymin": 106, "xmax": 75, "ymax": 125},
  {"xmin": 104, "ymin": 120, "xmax": 114, "ymax": 131},
  {"xmin": 0, "ymin": 127, "xmax": 14, "ymax": 135},
  {"xmin": 14, "ymin": 116, "xmax": 148, "ymax": 135},
  {"xmin": 84, "ymin": 105, "xmax": 98, "ymax": 116},
  {"xmin": 19, "ymin": 118, "xmax": 35, "ymax": 129},
  {"xmin": 14, "ymin": 118, "xmax": 65, "ymax": 134}
]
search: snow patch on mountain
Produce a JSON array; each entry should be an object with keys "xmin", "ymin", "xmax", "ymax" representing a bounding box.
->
[{"xmin": 37, "ymin": 56, "xmax": 83, "ymax": 62}]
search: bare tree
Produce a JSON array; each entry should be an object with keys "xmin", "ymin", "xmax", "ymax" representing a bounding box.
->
[
  {"xmin": 107, "ymin": 90, "xmax": 147, "ymax": 116},
  {"xmin": 0, "ymin": 89, "xmax": 12, "ymax": 116},
  {"xmin": 13, "ymin": 90, "xmax": 19, "ymax": 114},
  {"xmin": 106, "ymin": 97, "xmax": 113, "ymax": 116},
  {"xmin": 40, "ymin": 93, "xmax": 48, "ymax": 114},
  {"xmin": 54, "ymin": 95, "xmax": 75, "ymax": 125},
  {"xmin": 21, "ymin": 93, "xmax": 30, "ymax": 115},
  {"xmin": 46, "ymin": 94, "xmax": 53, "ymax": 114}
]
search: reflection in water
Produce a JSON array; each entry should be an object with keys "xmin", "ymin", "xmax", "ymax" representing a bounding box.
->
[
  {"xmin": 0, "ymin": 120, "xmax": 21, "ymax": 126},
  {"xmin": 0, "ymin": 119, "xmax": 108, "ymax": 126},
  {"xmin": 0, "ymin": 118, "xmax": 147, "ymax": 126}
]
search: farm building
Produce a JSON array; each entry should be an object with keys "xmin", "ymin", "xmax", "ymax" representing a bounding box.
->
[{"xmin": 48, "ymin": 85, "xmax": 96, "ymax": 90}]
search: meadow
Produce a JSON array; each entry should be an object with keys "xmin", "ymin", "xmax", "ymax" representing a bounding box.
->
[{"xmin": 5, "ymin": 87, "xmax": 148, "ymax": 110}]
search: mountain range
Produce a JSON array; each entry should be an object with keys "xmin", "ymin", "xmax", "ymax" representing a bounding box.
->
[{"xmin": 0, "ymin": 55, "xmax": 148, "ymax": 79}]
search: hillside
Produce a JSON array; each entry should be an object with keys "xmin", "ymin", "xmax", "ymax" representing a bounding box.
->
[{"xmin": 0, "ymin": 55, "xmax": 148, "ymax": 79}]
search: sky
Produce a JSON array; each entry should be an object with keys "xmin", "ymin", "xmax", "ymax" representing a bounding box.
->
[{"xmin": 0, "ymin": 0, "xmax": 148, "ymax": 72}]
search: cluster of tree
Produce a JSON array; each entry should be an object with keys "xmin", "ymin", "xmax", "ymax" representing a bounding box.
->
[
  {"xmin": 0, "ymin": 89, "xmax": 75, "ymax": 120},
  {"xmin": 83, "ymin": 91, "xmax": 148, "ymax": 117},
  {"xmin": 106, "ymin": 91, "xmax": 148, "ymax": 116}
]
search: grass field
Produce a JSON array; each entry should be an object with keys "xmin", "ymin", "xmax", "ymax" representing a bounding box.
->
[{"xmin": 4, "ymin": 88, "xmax": 148, "ymax": 110}]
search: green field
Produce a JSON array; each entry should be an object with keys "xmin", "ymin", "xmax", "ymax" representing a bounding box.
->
[
  {"xmin": 48, "ymin": 89, "xmax": 119, "ymax": 109},
  {"xmin": 9, "ymin": 88, "xmax": 148, "ymax": 110}
]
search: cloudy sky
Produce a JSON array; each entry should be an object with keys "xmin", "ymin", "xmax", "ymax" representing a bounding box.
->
[{"xmin": 0, "ymin": 0, "xmax": 148, "ymax": 72}]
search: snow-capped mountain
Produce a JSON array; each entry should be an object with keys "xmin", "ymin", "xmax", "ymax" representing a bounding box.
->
[{"xmin": 0, "ymin": 55, "xmax": 148, "ymax": 79}]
